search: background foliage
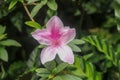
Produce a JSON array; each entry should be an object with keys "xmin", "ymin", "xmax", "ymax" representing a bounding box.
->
[{"xmin": 0, "ymin": 0, "xmax": 120, "ymax": 80}]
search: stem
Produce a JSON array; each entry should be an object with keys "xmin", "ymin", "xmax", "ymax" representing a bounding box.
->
[
  {"xmin": 23, "ymin": 3, "xmax": 35, "ymax": 22},
  {"xmin": 0, "ymin": 62, "xmax": 5, "ymax": 79},
  {"xmin": 23, "ymin": 2, "xmax": 37, "ymax": 6}
]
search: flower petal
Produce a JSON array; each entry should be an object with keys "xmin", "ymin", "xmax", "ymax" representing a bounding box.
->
[
  {"xmin": 57, "ymin": 45, "xmax": 74, "ymax": 64},
  {"xmin": 40, "ymin": 46, "xmax": 57, "ymax": 64},
  {"xmin": 46, "ymin": 16, "xmax": 64, "ymax": 30},
  {"xmin": 61, "ymin": 27, "xmax": 76, "ymax": 44},
  {"xmin": 32, "ymin": 29, "xmax": 51, "ymax": 45}
]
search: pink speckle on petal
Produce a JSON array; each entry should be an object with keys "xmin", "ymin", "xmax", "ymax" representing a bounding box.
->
[{"xmin": 64, "ymin": 55, "xmax": 74, "ymax": 64}]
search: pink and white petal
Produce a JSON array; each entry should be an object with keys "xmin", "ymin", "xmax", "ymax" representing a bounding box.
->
[
  {"xmin": 46, "ymin": 16, "xmax": 64, "ymax": 30},
  {"xmin": 57, "ymin": 45, "xmax": 74, "ymax": 64},
  {"xmin": 61, "ymin": 27, "xmax": 76, "ymax": 44},
  {"xmin": 40, "ymin": 46, "xmax": 57, "ymax": 64},
  {"xmin": 32, "ymin": 29, "xmax": 51, "ymax": 45}
]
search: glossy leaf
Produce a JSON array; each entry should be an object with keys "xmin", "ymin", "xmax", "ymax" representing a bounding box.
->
[
  {"xmin": 52, "ymin": 63, "xmax": 68, "ymax": 74},
  {"xmin": 0, "ymin": 25, "xmax": 6, "ymax": 35},
  {"xmin": 47, "ymin": 0, "xmax": 57, "ymax": 10},
  {"xmin": 25, "ymin": 21, "xmax": 41, "ymax": 29},
  {"xmin": 38, "ymin": 45, "xmax": 45, "ymax": 48},
  {"xmin": 71, "ymin": 39, "xmax": 85, "ymax": 45},
  {"xmin": 44, "ymin": 9, "xmax": 57, "ymax": 23},
  {"xmin": 27, "ymin": 0, "xmax": 39, "ymax": 4},
  {"xmin": 114, "ymin": 0, "xmax": 120, "ymax": 31},
  {"xmin": 36, "ymin": 68, "xmax": 50, "ymax": 77},
  {"xmin": 8, "ymin": 0, "xmax": 18, "ymax": 10},
  {"xmin": 31, "ymin": 0, "xmax": 47, "ymax": 17},
  {"xmin": 0, "ymin": 39, "xmax": 21, "ymax": 47},
  {"xmin": 44, "ymin": 61, "xmax": 56, "ymax": 71},
  {"xmin": 85, "ymin": 62, "xmax": 95, "ymax": 80},
  {"xmin": 83, "ymin": 53, "xmax": 94, "ymax": 60},
  {"xmin": 95, "ymin": 72, "xmax": 102, "ymax": 80},
  {"xmin": 31, "ymin": 4, "xmax": 44, "ymax": 18},
  {"xmin": 116, "ymin": 44, "xmax": 120, "ymax": 53},
  {"xmin": 0, "ymin": 47, "xmax": 8, "ymax": 62},
  {"xmin": 0, "ymin": 34, "xmax": 7, "ymax": 40},
  {"xmin": 69, "ymin": 43, "xmax": 81, "ymax": 52}
]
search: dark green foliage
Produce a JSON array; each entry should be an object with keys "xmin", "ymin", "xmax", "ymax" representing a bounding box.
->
[{"xmin": 0, "ymin": 0, "xmax": 120, "ymax": 80}]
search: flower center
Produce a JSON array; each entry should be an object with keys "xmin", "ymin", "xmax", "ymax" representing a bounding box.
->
[
  {"xmin": 49, "ymin": 27, "xmax": 63, "ymax": 47},
  {"xmin": 54, "ymin": 40, "xmax": 61, "ymax": 46}
]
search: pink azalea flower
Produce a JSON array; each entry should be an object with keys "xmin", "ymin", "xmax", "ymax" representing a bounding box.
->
[{"xmin": 32, "ymin": 16, "xmax": 76, "ymax": 64}]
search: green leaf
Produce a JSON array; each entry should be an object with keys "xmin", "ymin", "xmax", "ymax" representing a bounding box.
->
[
  {"xmin": 8, "ymin": 0, "xmax": 18, "ymax": 10},
  {"xmin": 40, "ymin": 77, "xmax": 48, "ymax": 80},
  {"xmin": 72, "ymin": 55, "xmax": 98, "ymax": 79},
  {"xmin": 38, "ymin": 45, "xmax": 45, "ymax": 48},
  {"xmin": 53, "ymin": 76, "xmax": 62, "ymax": 80},
  {"xmin": 25, "ymin": 21, "xmax": 41, "ymax": 29},
  {"xmin": 0, "ymin": 25, "xmax": 6, "ymax": 35},
  {"xmin": 10, "ymin": 12, "xmax": 23, "ymax": 32},
  {"xmin": 0, "ymin": 39, "xmax": 21, "ymax": 47},
  {"xmin": 0, "ymin": 34, "xmax": 7, "ymax": 40},
  {"xmin": 36, "ymin": 68, "xmax": 50, "ymax": 77},
  {"xmin": 119, "ymin": 60, "xmax": 120, "ymax": 68},
  {"xmin": 8, "ymin": 61, "xmax": 26, "ymax": 76},
  {"xmin": 19, "ymin": 0, "xmax": 24, "ymax": 3},
  {"xmin": 61, "ymin": 74, "xmax": 82, "ymax": 80},
  {"xmin": 116, "ymin": 0, "xmax": 120, "ymax": 6},
  {"xmin": 31, "ymin": 3, "xmax": 44, "ymax": 18},
  {"xmin": 27, "ymin": 46, "xmax": 40, "ymax": 68},
  {"xmin": 116, "ymin": 44, "xmax": 120, "ymax": 53},
  {"xmin": 44, "ymin": 9, "xmax": 57, "ymax": 23},
  {"xmin": 71, "ymin": 39, "xmax": 85, "ymax": 45},
  {"xmin": 0, "ymin": 2, "xmax": 10, "ymax": 18},
  {"xmin": 71, "ymin": 55, "xmax": 86, "ymax": 77},
  {"xmin": 114, "ymin": 0, "xmax": 120, "ymax": 31},
  {"xmin": 68, "ymin": 43, "xmax": 81, "ymax": 52},
  {"xmin": 47, "ymin": 0, "xmax": 58, "ymax": 10},
  {"xmin": 85, "ymin": 62, "xmax": 95, "ymax": 80},
  {"xmin": 27, "ymin": 0, "xmax": 39, "ymax": 4},
  {"xmin": 95, "ymin": 72, "xmax": 102, "ymax": 80},
  {"xmin": 83, "ymin": 53, "xmax": 94, "ymax": 60},
  {"xmin": 31, "ymin": 0, "xmax": 47, "ymax": 17},
  {"xmin": 83, "ymin": 35, "xmax": 117, "ymax": 66},
  {"xmin": 52, "ymin": 63, "xmax": 68, "ymax": 74},
  {"xmin": 44, "ymin": 61, "xmax": 56, "ymax": 71},
  {"xmin": 0, "ymin": 47, "xmax": 8, "ymax": 62},
  {"xmin": 83, "ymin": 2, "xmax": 97, "ymax": 14},
  {"xmin": 53, "ymin": 74, "xmax": 82, "ymax": 80},
  {"xmin": 100, "ymin": 60, "xmax": 112, "ymax": 72}
]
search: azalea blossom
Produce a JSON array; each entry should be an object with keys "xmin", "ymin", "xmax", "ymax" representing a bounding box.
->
[{"xmin": 32, "ymin": 16, "xmax": 76, "ymax": 64}]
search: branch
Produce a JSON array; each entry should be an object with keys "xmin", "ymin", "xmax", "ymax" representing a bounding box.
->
[
  {"xmin": 0, "ymin": 62, "xmax": 5, "ymax": 79},
  {"xmin": 23, "ymin": 3, "xmax": 35, "ymax": 22},
  {"xmin": 23, "ymin": 2, "xmax": 37, "ymax": 6}
]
